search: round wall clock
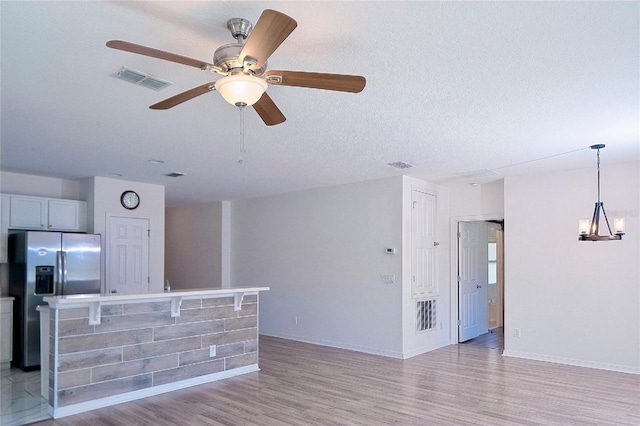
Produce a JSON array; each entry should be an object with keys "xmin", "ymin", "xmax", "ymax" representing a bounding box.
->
[{"xmin": 120, "ymin": 190, "xmax": 140, "ymax": 210}]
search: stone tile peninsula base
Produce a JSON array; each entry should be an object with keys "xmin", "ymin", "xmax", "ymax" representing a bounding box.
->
[{"xmin": 42, "ymin": 287, "xmax": 269, "ymax": 419}]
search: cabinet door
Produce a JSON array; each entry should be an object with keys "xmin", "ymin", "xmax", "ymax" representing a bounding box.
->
[
  {"xmin": 0, "ymin": 301, "xmax": 12, "ymax": 364},
  {"xmin": 48, "ymin": 199, "xmax": 86, "ymax": 231},
  {"xmin": 9, "ymin": 196, "xmax": 47, "ymax": 229}
]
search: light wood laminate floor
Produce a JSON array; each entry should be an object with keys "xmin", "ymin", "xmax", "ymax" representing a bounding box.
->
[
  {"xmin": 463, "ymin": 327, "xmax": 504, "ymax": 350},
  {"xmin": 34, "ymin": 336, "xmax": 639, "ymax": 425}
]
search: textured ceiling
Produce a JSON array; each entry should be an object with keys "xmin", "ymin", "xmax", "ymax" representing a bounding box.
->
[{"xmin": 1, "ymin": 1, "xmax": 638, "ymax": 206}]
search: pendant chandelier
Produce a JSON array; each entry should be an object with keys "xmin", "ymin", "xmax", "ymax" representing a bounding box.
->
[{"xmin": 578, "ymin": 144, "xmax": 625, "ymax": 241}]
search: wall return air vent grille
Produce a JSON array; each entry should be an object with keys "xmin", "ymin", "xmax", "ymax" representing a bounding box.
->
[
  {"xmin": 114, "ymin": 67, "xmax": 172, "ymax": 91},
  {"xmin": 416, "ymin": 299, "xmax": 436, "ymax": 333}
]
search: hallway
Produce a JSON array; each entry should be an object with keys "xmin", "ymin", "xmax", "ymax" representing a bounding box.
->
[{"xmin": 462, "ymin": 327, "xmax": 504, "ymax": 350}]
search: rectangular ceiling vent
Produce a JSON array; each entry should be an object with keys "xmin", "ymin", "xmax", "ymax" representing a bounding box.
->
[
  {"xmin": 388, "ymin": 161, "xmax": 414, "ymax": 169},
  {"xmin": 114, "ymin": 67, "xmax": 172, "ymax": 91},
  {"xmin": 455, "ymin": 169, "xmax": 498, "ymax": 178},
  {"xmin": 165, "ymin": 172, "xmax": 186, "ymax": 178}
]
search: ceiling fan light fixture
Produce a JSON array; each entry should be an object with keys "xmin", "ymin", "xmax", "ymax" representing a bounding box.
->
[{"xmin": 215, "ymin": 74, "xmax": 267, "ymax": 107}]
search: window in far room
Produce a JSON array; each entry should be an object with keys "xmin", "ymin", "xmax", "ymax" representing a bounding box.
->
[{"xmin": 488, "ymin": 242, "xmax": 497, "ymax": 286}]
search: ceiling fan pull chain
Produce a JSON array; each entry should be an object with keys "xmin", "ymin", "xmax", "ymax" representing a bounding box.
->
[{"xmin": 238, "ymin": 105, "xmax": 247, "ymax": 164}]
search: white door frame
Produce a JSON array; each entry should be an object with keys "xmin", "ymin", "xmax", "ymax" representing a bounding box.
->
[
  {"xmin": 449, "ymin": 214, "xmax": 503, "ymax": 345},
  {"xmin": 495, "ymin": 229, "xmax": 505, "ymax": 328}
]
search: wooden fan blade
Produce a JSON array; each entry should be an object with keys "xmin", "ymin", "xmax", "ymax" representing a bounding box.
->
[
  {"xmin": 150, "ymin": 82, "xmax": 216, "ymax": 110},
  {"xmin": 264, "ymin": 70, "xmax": 366, "ymax": 93},
  {"xmin": 252, "ymin": 92, "xmax": 286, "ymax": 126},
  {"xmin": 106, "ymin": 40, "xmax": 215, "ymax": 70},
  {"xmin": 239, "ymin": 10, "xmax": 297, "ymax": 69}
]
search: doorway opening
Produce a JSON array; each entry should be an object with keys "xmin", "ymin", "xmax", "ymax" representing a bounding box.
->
[
  {"xmin": 463, "ymin": 327, "xmax": 504, "ymax": 350},
  {"xmin": 451, "ymin": 218, "xmax": 504, "ymax": 351}
]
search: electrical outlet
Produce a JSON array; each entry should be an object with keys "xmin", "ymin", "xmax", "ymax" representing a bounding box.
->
[
  {"xmin": 513, "ymin": 328, "xmax": 521, "ymax": 338},
  {"xmin": 293, "ymin": 316, "xmax": 298, "ymax": 325},
  {"xmin": 209, "ymin": 345, "xmax": 216, "ymax": 357}
]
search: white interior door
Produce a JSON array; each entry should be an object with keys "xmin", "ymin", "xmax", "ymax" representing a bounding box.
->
[
  {"xmin": 411, "ymin": 189, "xmax": 437, "ymax": 296},
  {"xmin": 108, "ymin": 216, "xmax": 150, "ymax": 295},
  {"xmin": 458, "ymin": 221, "xmax": 488, "ymax": 342}
]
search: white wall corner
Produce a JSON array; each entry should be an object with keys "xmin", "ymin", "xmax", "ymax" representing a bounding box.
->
[{"xmin": 221, "ymin": 200, "xmax": 231, "ymax": 288}]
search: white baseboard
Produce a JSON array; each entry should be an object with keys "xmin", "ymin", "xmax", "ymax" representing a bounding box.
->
[
  {"xmin": 502, "ymin": 350, "xmax": 639, "ymax": 375},
  {"xmin": 50, "ymin": 364, "xmax": 259, "ymax": 418},
  {"xmin": 402, "ymin": 340, "xmax": 450, "ymax": 359},
  {"xmin": 261, "ymin": 331, "xmax": 405, "ymax": 359}
]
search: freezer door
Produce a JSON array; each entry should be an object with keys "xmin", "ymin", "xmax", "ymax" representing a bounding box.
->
[
  {"xmin": 61, "ymin": 233, "xmax": 101, "ymax": 295},
  {"xmin": 21, "ymin": 231, "xmax": 60, "ymax": 368}
]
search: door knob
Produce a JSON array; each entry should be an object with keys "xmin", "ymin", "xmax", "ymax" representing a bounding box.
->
[
  {"xmin": 111, "ymin": 290, "xmax": 117, "ymax": 293},
  {"xmin": 477, "ymin": 284, "xmax": 483, "ymax": 289}
]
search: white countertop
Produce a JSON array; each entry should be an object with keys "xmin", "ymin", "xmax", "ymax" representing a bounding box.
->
[
  {"xmin": 43, "ymin": 287, "xmax": 269, "ymax": 325},
  {"xmin": 44, "ymin": 287, "xmax": 269, "ymax": 308}
]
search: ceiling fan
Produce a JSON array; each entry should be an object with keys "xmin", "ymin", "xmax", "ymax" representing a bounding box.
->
[{"xmin": 106, "ymin": 9, "xmax": 366, "ymax": 126}]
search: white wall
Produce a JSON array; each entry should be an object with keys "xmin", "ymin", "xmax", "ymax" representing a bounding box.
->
[
  {"xmin": 0, "ymin": 171, "xmax": 82, "ymax": 200},
  {"xmin": 503, "ymin": 161, "xmax": 639, "ymax": 373},
  {"xmin": 165, "ymin": 201, "xmax": 223, "ymax": 290},
  {"xmin": 231, "ymin": 177, "xmax": 405, "ymax": 357},
  {"xmin": 449, "ymin": 179, "xmax": 504, "ymax": 219},
  {"xmin": 84, "ymin": 176, "xmax": 165, "ymax": 293}
]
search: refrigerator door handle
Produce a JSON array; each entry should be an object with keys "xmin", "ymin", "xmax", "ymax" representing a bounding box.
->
[
  {"xmin": 56, "ymin": 251, "xmax": 63, "ymax": 295},
  {"xmin": 61, "ymin": 251, "xmax": 68, "ymax": 295}
]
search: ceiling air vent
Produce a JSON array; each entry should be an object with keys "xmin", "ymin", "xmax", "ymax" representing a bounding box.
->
[
  {"xmin": 114, "ymin": 67, "xmax": 172, "ymax": 91},
  {"xmin": 165, "ymin": 172, "xmax": 186, "ymax": 178},
  {"xmin": 388, "ymin": 161, "xmax": 414, "ymax": 169},
  {"xmin": 455, "ymin": 169, "xmax": 498, "ymax": 178}
]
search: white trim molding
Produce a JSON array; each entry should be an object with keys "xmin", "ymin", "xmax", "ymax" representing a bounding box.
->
[
  {"xmin": 50, "ymin": 365, "xmax": 260, "ymax": 418},
  {"xmin": 502, "ymin": 350, "xmax": 639, "ymax": 375},
  {"xmin": 261, "ymin": 331, "xmax": 405, "ymax": 359}
]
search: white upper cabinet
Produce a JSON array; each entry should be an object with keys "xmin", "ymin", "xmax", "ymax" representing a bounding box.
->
[
  {"xmin": 47, "ymin": 199, "xmax": 86, "ymax": 231},
  {"xmin": 7, "ymin": 195, "xmax": 87, "ymax": 232},
  {"xmin": 9, "ymin": 196, "xmax": 47, "ymax": 229}
]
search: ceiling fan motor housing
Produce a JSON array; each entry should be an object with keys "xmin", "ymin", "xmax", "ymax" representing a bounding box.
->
[
  {"xmin": 214, "ymin": 17, "xmax": 266, "ymax": 76},
  {"xmin": 213, "ymin": 43, "xmax": 267, "ymax": 76}
]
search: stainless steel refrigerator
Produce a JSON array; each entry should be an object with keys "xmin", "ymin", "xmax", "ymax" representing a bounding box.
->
[{"xmin": 8, "ymin": 231, "xmax": 101, "ymax": 370}]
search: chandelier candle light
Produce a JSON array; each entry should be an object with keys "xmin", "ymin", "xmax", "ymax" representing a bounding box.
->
[{"xmin": 578, "ymin": 144, "xmax": 625, "ymax": 241}]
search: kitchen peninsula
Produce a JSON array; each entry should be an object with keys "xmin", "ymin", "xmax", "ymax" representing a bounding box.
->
[{"xmin": 41, "ymin": 287, "xmax": 268, "ymax": 418}]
